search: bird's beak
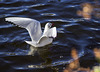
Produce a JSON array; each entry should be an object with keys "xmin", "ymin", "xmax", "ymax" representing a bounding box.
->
[{"xmin": 52, "ymin": 23, "xmax": 54, "ymax": 27}]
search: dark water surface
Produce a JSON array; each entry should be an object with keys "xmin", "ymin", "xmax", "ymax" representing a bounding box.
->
[{"xmin": 0, "ymin": 0, "xmax": 100, "ymax": 72}]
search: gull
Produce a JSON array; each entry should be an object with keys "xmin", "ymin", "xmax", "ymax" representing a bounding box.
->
[{"xmin": 5, "ymin": 17, "xmax": 57, "ymax": 47}]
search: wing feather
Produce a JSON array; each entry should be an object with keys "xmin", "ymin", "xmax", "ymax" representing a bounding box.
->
[
  {"xmin": 37, "ymin": 27, "xmax": 57, "ymax": 44},
  {"xmin": 43, "ymin": 27, "xmax": 57, "ymax": 38},
  {"xmin": 5, "ymin": 17, "xmax": 42, "ymax": 41}
]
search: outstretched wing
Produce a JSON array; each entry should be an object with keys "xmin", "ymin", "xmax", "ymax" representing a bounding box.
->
[
  {"xmin": 37, "ymin": 27, "xmax": 57, "ymax": 44},
  {"xmin": 5, "ymin": 17, "xmax": 42, "ymax": 42}
]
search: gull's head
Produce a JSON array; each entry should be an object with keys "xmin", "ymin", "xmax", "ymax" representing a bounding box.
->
[{"xmin": 46, "ymin": 22, "xmax": 53, "ymax": 28}]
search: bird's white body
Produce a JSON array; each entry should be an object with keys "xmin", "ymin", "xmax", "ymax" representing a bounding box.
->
[{"xmin": 5, "ymin": 17, "xmax": 57, "ymax": 47}]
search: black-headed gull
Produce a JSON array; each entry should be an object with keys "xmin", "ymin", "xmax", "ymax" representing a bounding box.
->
[{"xmin": 5, "ymin": 17, "xmax": 57, "ymax": 47}]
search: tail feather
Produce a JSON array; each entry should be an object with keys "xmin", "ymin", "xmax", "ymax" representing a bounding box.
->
[{"xmin": 25, "ymin": 41, "xmax": 33, "ymax": 46}]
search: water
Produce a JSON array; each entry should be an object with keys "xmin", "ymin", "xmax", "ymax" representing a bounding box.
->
[{"xmin": 0, "ymin": 0, "xmax": 100, "ymax": 72}]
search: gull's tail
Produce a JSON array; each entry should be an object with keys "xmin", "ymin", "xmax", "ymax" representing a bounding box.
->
[{"xmin": 25, "ymin": 41, "xmax": 34, "ymax": 46}]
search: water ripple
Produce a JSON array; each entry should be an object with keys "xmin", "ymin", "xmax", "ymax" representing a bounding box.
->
[
  {"xmin": 0, "ymin": 35, "xmax": 9, "ymax": 43},
  {"xmin": 0, "ymin": 24, "xmax": 13, "ymax": 29},
  {"xmin": 48, "ymin": 18, "xmax": 85, "ymax": 23},
  {"xmin": 90, "ymin": 28, "xmax": 100, "ymax": 31},
  {"xmin": 26, "ymin": 4, "xmax": 45, "ymax": 8},
  {"xmin": 41, "ymin": 13, "xmax": 56, "ymax": 16},
  {"xmin": 0, "ymin": 3, "xmax": 45, "ymax": 10}
]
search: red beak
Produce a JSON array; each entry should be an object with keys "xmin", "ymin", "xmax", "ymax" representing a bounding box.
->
[{"xmin": 52, "ymin": 23, "xmax": 54, "ymax": 26}]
